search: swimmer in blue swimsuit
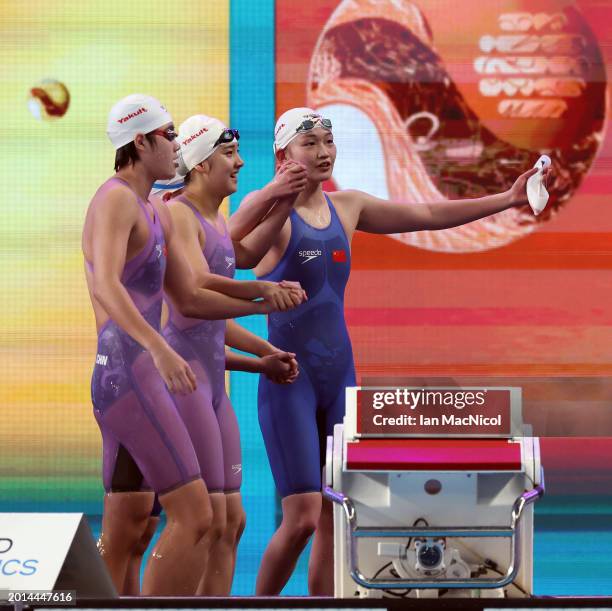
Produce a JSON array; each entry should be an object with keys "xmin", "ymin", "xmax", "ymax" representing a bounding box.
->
[{"xmin": 229, "ymin": 107, "xmax": 550, "ymax": 595}]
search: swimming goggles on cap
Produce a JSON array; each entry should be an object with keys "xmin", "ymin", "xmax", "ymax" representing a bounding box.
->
[
  {"xmin": 213, "ymin": 128, "xmax": 240, "ymax": 148},
  {"xmin": 295, "ymin": 117, "xmax": 332, "ymax": 133}
]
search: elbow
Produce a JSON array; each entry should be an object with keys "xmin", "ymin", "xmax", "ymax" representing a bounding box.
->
[
  {"xmin": 178, "ymin": 297, "xmax": 196, "ymax": 318},
  {"xmin": 227, "ymin": 218, "xmax": 242, "ymax": 241},
  {"xmin": 174, "ymin": 287, "xmax": 197, "ymax": 318},
  {"xmin": 229, "ymin": 226, "xmax": 246, "ymax": 243},
  {"xmin": 92, "ymin": 279, "xmax": 111, "ymax": 307}
]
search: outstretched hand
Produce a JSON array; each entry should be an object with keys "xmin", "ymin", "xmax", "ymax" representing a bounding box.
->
[{"xmin": 508, "ymin": 165, "xmax": 552, "ymax": 206}]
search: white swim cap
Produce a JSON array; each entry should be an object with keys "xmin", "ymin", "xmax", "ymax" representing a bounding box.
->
[
  {"xmin": 273, "ymin": 107, "xmax": 332, "ymax": 153},
  {"xmin": 106, "ymin": 94, "xmax": 173, "ymax": 150},
  {"xmin": 179, "ymin": 115, "xmax": 238, "ymax": 171}
]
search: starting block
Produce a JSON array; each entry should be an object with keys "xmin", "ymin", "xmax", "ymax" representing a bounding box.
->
[{"xmin": 324, "ymin": 386, "xmax": 544, "ymax": 599}]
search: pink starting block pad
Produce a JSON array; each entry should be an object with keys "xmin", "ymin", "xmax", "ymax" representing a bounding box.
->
[{"xmin": 345, "ymin": 438, "xmax": 522, "ymax": 471}]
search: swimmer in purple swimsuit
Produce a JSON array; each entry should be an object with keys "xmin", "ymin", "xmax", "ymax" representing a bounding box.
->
[
  {"xmin": 159, "ymin": 114, "xmax": 308, "ymax": 595},
  {"xmin": 82, "ymin": 95, "xmax": 305, "ymax": 596},
  {"xmin": 230, "ymin": 107, "xmax": 551, "ymax": 595}
]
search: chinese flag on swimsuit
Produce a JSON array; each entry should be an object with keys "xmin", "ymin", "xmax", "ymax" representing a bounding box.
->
[{"xmin": 333, "ymin": 249, "xmax": 347, "ymax": 263}]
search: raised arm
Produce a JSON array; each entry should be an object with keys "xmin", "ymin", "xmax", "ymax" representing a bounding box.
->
[
  {"xmin": 232, "ymin": 197, "xmax": 295, "ymax": 269},
  {"xmin": 356, "ymin": 167, "xmax": 542, "ymax": 234},
  {"xmin": 228, "ymin": 160, "xmax": 307, "ymax": 242},
  {"xmin": 90, "ymin": 188, "xmax": 196, "ymax": 394}
]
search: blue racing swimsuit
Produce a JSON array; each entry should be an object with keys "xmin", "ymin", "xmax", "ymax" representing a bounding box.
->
[{"xmin": 257, "ymin": 194, "xmax": 355, "ymax": 497}]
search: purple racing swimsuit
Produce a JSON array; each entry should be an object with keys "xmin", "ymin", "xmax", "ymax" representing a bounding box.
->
[
  {"xmin": 90, "ymin": 177, "xmax": 201, "ymax": 495},
  {"xmin": 162, "ymin": 195, "xmax": 242, "ymax": 493}
]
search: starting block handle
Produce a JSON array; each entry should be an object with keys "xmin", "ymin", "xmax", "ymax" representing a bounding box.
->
[{"xmin": 322, "ymin": 467, "xmax": 545, "ymax": 590}]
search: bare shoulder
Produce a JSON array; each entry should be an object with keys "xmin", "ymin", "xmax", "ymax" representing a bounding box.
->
[
  {"xmin": 326, "ymin": 189, "xmax": 369, "ymax": 233},
  {"xmin": 164, "ymin": 196, "xmax": 204, "ymax": 247},
  {"xmin": 93, "ymin": 182, "xmax": 139, "ymax": 223},
  {"xmin": 328, "ymin": 189, "xmax": 371, "ymax": 207},
  {"xmin": 165, "ymin": 197, "xmax": 199, "ymax": 229},
  {"xmin": 83, "ymin": 182, "xmax": 139, "ymax": 260}
]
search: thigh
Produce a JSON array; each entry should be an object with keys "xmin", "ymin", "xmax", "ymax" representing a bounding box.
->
[
  {"xmin": 325, "ymin": 363, "xmax": 357, "ymax": 438},
  {"xmin": 316, "ymin": 364, "xmax": 357, "ymax": 475},
  {"xmin": 171, "ymin": 360, "xmax": 225, "ymax": 494},
  {"xmin": 95, "ymin": 351, "xmax": 201, "ymax": 495},
  {"xmin": 258, "ymin": 372, "xmax": 323, "ymax": 498},
  {"xmin": 214, "ymin": 393, "xmax": 242, "ymax": 493}
]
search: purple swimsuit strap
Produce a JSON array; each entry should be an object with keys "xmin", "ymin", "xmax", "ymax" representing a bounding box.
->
[
  {"xmin": 175, "ymin": 194, "xmax": 228, "ymax": 238},
  {"xmin": 110, "ymin": 177, "xmax": 163, "ymax": 282}
]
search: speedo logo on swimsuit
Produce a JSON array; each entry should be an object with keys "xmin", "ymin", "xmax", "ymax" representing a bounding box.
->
[
  {"xmin": 182, "ymin": 127, "xmax": 208, "ymax": 147},
  {"xmin": 96, "ymin": 354, "xmax": 108, "ymax": 366},
  {"xmin": 231, "ymin": 464, "xmax": 242, "ymax": 475},
  {"xmin": 117, "ymin": 107, "xmax": 147, "ymax": 124},
  {"xmin": 225, "ymin": 256, "xmax": 235, "ymax": 269},
  {"xmin": 299, "ymin": 249, "xmax": 322, "ymax": 264}
]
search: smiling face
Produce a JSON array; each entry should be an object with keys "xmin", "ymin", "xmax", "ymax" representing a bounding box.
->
[
  {"xmin": 281, "ymin": 126, "xmax": 336, "ymax": 183},
  {"xmin": 206, "ymin": 141, "xmax": 244, "ymax": 196}
]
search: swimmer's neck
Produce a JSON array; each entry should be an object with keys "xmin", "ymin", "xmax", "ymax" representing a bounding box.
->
[
  {"xmin": 115, "ymin": 167, "xmax": 155, "ymax": 203},
  {"xmin": 294, "ymin": 180, "xmax": 326, "ymax": 208},
  {"xmin": 182, "ymin": 184, "xmax": 224, "ymax": 223}
]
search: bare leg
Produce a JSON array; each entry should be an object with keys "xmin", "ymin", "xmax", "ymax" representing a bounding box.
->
[
  {"xmin": 97, "ymin": 491, "xmax": 153, "ymax": 594},
  {"xmin": 122, "ymin": 516, "xmax": 160, "ymax": 595},
  {"xmin": 141, "ymin": 479, "xmax": 213, "ymax": 596},
  {"xmin": 255, "ymin": 492, "xmax": 321, "ymax": 595},
  {"xmin": 194, "ymin": 492, "xmax": 227, "ymax": 596},
  {"xmin": 308, "ymin": 497, "xmax": 334, "ymax": 595},
  {"xmin": 199, "ymin": 492, "xmax": 246, "ymax": 595}
]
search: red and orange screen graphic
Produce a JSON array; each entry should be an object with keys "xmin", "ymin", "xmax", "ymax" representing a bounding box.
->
[{"xmin": 276, "ymin": 0, "xmax": 611, "ymax": 380}]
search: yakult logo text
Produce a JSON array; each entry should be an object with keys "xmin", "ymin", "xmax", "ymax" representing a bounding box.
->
[
  {"xmin": 117, "ymin": 107, "xmax": 147, "ymax": 124},
  {"xmin": 182, "ymin": 127, "xmax": 208, "ymax": 147}
]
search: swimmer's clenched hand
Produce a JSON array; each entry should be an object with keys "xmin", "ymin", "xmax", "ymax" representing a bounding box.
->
[
  {"xmin": 261, "ymin": 350, "xmax": 300, "ymax": 384},
  {"xmin": 260, "ymin": 281, "xmax": 307, "ymax": 312},
  {"xmin": 270, "ymin": 160, "xmax": 308, "ymax": 201},
  {"xmin": 279, "ymin": 280, "xmax": 307, "ymax": 305},
  {"xmin": 150, "ymin": 343, "xmax": 197, "ymax": 395}
]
